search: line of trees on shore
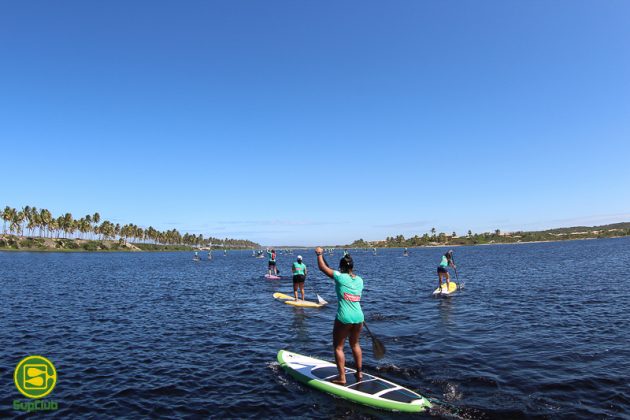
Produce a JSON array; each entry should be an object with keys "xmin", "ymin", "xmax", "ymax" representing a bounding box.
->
[
  {"xmin": 1, "ymin": 205, "xmax": 259, "ymax": 249},
  {"xmin": 349, "ymin": 223, "xmax": 630, "ymax": 248}
]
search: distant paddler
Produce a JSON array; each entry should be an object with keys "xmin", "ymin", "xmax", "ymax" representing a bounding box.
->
[
  {"xmin": 292, "ymin": 255, "xmax": 308, "ymax": 301},
  {"xmin": 403, "ymin": 248, "xmax": 409, "ymax": 256},
  {"xmin": 267, "ymin": 248, "xmax": 278, "ymax": 276},
  {"xmin": 437, "ymin": 250, "xmax": 456, "ymax": 293}
]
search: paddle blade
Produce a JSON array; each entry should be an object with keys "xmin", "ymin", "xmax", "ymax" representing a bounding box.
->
[
  {"xmin": 317, "ymin": 294, "xmax": 328, "ymax": 305},
  {"xmin": 372, "ymin": 336, "xmax": 386, "ymax": 359},
  {"xmin": 363, "ymin": 322, "xmax": 386, "ymax": 359}
]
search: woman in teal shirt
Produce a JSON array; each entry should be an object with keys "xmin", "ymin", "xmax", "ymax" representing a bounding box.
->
[
  {"xmin": 315, "ymin": 246, "xmax": 364, "ymax": 385},
  {"xmin": 291, "ymin": 255, "xmax": 308, "ymax": 301},
  {"xmin": 437, "ymin": 250, "xmax": 456, "ymax": 292}
]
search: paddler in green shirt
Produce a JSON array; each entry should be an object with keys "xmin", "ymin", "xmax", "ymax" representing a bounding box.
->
[
  {"xmin": 315, "ymin": 246, "xmax": 364, "ymax": 385},
  {"xmin": 267, "ymin": 248, "xmax": 277, "ymax": 276},
  {"xmin": 291, "ymin": 255, "xmax": 308, "ymax": 301},
  {"xmin": 437, "ymin": 250, "xmax": 456, "ymax": 293}
]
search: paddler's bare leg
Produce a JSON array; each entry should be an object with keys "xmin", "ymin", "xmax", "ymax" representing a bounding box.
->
[
  {"xmin": 349, "ymin": 323, "xmax": 363, "ymax": 380},
  {"xmin": 332, "ymin": 319, "xmax": 350, "ymax": 384}
]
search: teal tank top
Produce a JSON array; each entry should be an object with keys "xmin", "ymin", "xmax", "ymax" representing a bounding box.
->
[
  {"xmin": 333, "ymin": 271, "xmax": 364, "ymax": 324},
  {"xmin": 292, "ymin": 262, "xmax": 306, "ymax": 276}
]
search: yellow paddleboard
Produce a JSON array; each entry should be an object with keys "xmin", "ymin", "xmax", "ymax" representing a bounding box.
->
[
  {"xmin": 285, "ymin": 299, "xmax": 325, "ymax": 308},
  {"xmin": 433, "ymin": 282, "xmax": 457, "ymax": 295},
  {"xmin": 273, "ymin": 292, "xmax": 293, "ymax": 300},
  {"xmin": 274, "ymin": 292, "xmax": 326, "ymax": 307}
]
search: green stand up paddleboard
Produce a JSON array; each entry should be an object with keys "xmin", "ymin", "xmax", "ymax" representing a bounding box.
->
[{"xmin": 277, "ymin": 350, "xmax": 431, "ymax": 413}]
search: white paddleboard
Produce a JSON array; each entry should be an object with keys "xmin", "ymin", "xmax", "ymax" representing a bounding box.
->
[{"xmin": 277, "ymin": 350, "xmax": 431, "ymax": 412}]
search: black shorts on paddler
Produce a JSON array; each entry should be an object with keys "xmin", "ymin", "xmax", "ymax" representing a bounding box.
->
[
  {"xmin": 437, "ymin": 266, "xmax": 448, "ymax": 274},
  {"xmin": 268, "ymin": 261, "xmax": 276, "ymax": 268},
  {"xmin": 293, "ymin": 274, "xmax": 305, "ymax": 284}
]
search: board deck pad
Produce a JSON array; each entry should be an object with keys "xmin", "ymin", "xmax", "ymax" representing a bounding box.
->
[{"xmin": 277, "ymin": 350, "xmax": 431, "ymax": 412}]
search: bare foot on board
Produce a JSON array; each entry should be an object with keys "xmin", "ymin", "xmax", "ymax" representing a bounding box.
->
[{"xmin": 331, "ymin": 376, "xmax": 346, "ymax": 385}]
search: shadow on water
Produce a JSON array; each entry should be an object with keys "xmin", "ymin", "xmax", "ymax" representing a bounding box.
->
[
  {"xmin": 291, "ymin": 309, "xmax": 310, "ymax": 342},
  {"xmin": 437, "ymin": 296, "xmax": 454, "ymax": 326}
]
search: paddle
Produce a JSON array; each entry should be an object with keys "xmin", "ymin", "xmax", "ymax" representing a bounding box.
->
[
  {"xmin": 452, "ymin": 256, "xmax": 462, "ymax": 289},
  {"xmin": 452, "ymin": 255, "xmax": 459, "ymax": 281},
  {"xmin": 310, "ymin": 280, "xmax": 328, "ymax": 305},
  {"xmin": 362, "ymin": 322, "xmax": 386, "ymax": 359},
  {"xmin": 316, "ymin": 294, "xmax": 328, "ymax": 305}
]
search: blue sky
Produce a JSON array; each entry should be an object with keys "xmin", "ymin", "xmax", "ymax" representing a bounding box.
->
[{"xmin": 1, "ymin": 1, "xmax": 629, "ymax": 246}]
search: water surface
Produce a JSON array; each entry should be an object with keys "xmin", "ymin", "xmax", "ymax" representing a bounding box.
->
[{"xmin": 1, "ymin": 238, "xmax": 629, "ymax": 418}]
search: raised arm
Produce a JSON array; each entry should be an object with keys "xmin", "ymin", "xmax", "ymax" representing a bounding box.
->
[{"xmin": 315, "ymin": 247, "xmax": 334, "ymax": 279}]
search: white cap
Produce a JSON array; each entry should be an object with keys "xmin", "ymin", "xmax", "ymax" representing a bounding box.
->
[{"xmin": 297, "ymin": 255, "xmax": 303, "ymax": 260}]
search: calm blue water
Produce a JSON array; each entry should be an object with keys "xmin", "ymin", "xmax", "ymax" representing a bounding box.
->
[{"xmin": 1, "ymin": 238, "xmax": 629, "ymax": 419}]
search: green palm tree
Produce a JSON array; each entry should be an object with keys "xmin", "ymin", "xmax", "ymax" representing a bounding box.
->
[
  {"xmin": 92, "ymin": 212, "xmax": 101, "ymax": 238},
  {"xmin": 62, "ymin": 213, "xmax": 74, "ymax": 238},
  {"xmin": 40, "ymin": 209, "xmax": 52, "ymax": 237},
  {"xmin": 48, "ymin": 218, "xmax": 58, "ymax": 238},
  {"xmin": 84, "ymin": 214, "xmax": 92, "ymax": 239},
  {"xmin": 2, "ymin": 206, "xmax": 14, "ymax": 234},
  {"xmin": 12, "ymin": 210, "xmax": 25, "ymax": 236},
  {"xmin": 27, "ymin": 207, "xmax": 39, "ymax": 237},
  {"xmin": 22, "ymin": 206, "xmax": 31, "ymax": 236},
  {"xmin": 55, "ymin": 216, "xmax": 64, "ymax": 238}
]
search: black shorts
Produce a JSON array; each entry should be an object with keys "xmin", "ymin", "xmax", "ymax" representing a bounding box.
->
[
  {"xmin": 437, "ymin": 266, "xmax": 448, "ymax": 274},
  {"xmin": 293, "ymin": 274, "xmax": 305, "ymax": 284},
  {"xmin": 268, "ymin": 261, "xmax": 276, "ymax": 267}
]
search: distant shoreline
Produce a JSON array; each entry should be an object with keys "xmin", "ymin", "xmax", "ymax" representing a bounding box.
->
[
  {"xmin": 0, "ymin": 235, "xmax": 243, "ymax": 253},
  {"xmin": 346, "ymin": 222, "xmax": 630, "ymax": 250},
  {"xmin": 336, "ymin": 235, "xmax": 623, "ymax": 250},
  {"xmin": 2, "ymin": 230, "xmax": 629, "ymax": 253}
]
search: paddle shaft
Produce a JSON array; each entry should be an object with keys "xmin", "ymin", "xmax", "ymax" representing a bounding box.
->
[{"xmin": 451, "ymin": 256, "xmax": 459, "ymax": 281}]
